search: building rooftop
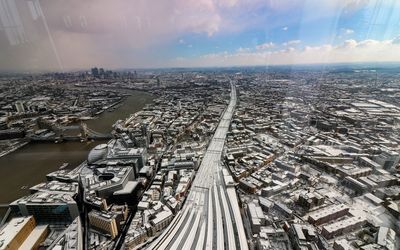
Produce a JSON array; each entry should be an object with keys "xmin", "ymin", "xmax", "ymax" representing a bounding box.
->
[
  {"xmin": 30, "ymin": 181, "xmax": 78, "ymax": 196},
  {"xmin": 0, "ymin": 216, "xmax": 33, "ymax": 249},
  {"xmin": 19, "ymin": 225, "xmax": 48, "ymax": 250},
  {"xmin": 11, "ymin": 192, "xmax": 76, "ymax": 205},
  {"xmin": 308, "ymin": 204, "xmax": 349, "ymax": 221},
  {"xmin": 151, "ymin": 210, "xmax": 173, "ymax": 225},
  {"xmin": 323, "ymin": 216, "xmax": 365, "ymax": 234}
]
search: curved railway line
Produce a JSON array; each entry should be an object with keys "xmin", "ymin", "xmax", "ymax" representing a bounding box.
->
[{"xmin": 146, "ymin": 82, "xmax": 249, "ymax": 250}]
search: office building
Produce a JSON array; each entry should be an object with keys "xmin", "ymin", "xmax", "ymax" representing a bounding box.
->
[
  {"xmin": 150, "ymin": 209, "xmax": 173, "ymax": 235},
  {"xmin": 88, "ymin": 210, "xmax": 119, "ymax": 239},
  {"xmin": 10, "ymin": 192, "xmax": 79, "ymax": 224},
  {"xmin": 15, "ymin": 101, "xmax": 25, "ymax": 113}
]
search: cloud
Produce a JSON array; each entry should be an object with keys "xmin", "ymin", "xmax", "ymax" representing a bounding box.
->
[
  {"xmin": 0, "ymin": 0, "xmax": 224, "ymax": 71},
  {"xmin": 283, "ymin": 40, "xmax": 301, "ymax": 46},
  {"xmin": 357, "ymin": 39, "xmax": 381, "ymax": 48},
  {"xmin": 343, "ymin": 28, "xmax": 354, "ymax": 35},
  {"xmin": 392, "ymin": 36, "xmax": 400, "ymax": 44},
  {"xmin": 0, "ymin": 0, "xmax": 385, "ymax": 71},
  {"xmin": 256, "ymin": 42, "xmax": 275, "ymax": 50},
  {"xmin": 338, "ymin": 29, "xmax": 355, "ymax": 39},
  {"xmin": 338, "ymin": 39, "xmax": 358, "ymax": 49},
  {"xmin": 282, "ymin": 26, "xmax": 288, "ymax": 31},
  {"xmin": 218, "ymin": 0, "xmax": 239, "ymax": 8},
  {"xmin": 236, "ymin": 47, "xmax": 251, "ymax": 52},
  {"xmin": 171, "ymin": 38, "xmax": 400, "ymax": 67}
]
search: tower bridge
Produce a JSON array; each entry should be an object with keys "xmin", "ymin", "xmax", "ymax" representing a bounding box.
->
[{"xmin": 30, "ymin": 122, "xmax": 112, "ymax": 142}]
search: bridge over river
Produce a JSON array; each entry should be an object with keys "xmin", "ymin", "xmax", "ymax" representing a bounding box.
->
[{"xmin": 29, "ymin": 122, "xmax": 112, "ymax": 142}]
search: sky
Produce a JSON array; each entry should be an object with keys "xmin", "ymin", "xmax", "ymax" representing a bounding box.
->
[{"xmin": 0, "ymin": 0, "xmax": 400, "ymax": 72}]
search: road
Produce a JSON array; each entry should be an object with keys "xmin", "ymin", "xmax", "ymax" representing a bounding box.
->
[{"xmin": 146, "ymin": 82, "xmax": 249, "ymax": 250}]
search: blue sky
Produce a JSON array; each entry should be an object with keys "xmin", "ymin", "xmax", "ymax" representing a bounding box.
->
[
  {"xmin": 1, "ymin": 0, "xmax": 400, "ymax": 70},
  {"xmin": 170, "ymin": 0, "xmax": 400, "ymax": 68},
  {"xmin": 167, "ymin": 0, "xmax": 400, "ymax": 62}
]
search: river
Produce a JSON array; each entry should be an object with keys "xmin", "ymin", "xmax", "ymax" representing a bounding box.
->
[{"xmin": 0, "ymin": 90, "xmax": 153, "ymax": 206}]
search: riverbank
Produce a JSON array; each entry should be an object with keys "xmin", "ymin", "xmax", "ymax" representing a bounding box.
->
[{"xmin": 0, "ymin": 139, "xmax": 29, "ymax": 158}]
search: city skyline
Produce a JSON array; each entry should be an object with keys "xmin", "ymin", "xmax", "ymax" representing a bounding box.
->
[
  {"xmin": 1, "ymin": 0, "xmax": 400, "ymax": 71},
  {"xmin": 1, "ymin": 68, "xmax": 399, "ymax": 249}
]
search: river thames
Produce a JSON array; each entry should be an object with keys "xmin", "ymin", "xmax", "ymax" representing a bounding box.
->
[{"xmin": 0, "ymin": 90, "xmax": 153, "ymax": 205}]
